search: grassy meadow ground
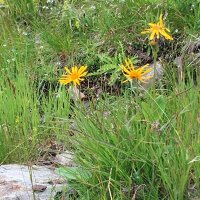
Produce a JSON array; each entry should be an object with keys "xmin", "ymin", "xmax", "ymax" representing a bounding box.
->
[{"xmin": 0, "ymin": 0, "xmax": 199, "ymax": 199}]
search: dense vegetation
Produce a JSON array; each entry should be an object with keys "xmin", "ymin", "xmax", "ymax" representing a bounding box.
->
[{"xmin": 0, "ymin": 0, "xmax": 199, "ymax": 199}]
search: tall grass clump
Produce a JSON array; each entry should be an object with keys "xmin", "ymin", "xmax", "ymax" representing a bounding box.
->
[
  {"xmin": 0, "ymin": 0, "xmax": 199, "ymax": 199},
  {"xmin": 0, "ymin": 60, "xmax": 71, "ymax": 163},
  {"xmin": 59, "ymin": 77, "xmax": 199, "ymax": 199},
  {"xmin": 0, "ymin": 13, "xmax": 71, "ymax": 163}
]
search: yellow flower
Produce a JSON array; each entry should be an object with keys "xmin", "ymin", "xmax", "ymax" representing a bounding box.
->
[
  {"xmin": 121, "ymin": 59, "xmax": 153, "ymax": 83},
  {"xmin": 150, "ymin": 39, "xmax": 157, "ymax": 46},
  {"xmin": 15, "ymin": 116, "xmax": 20, "ymax": 123},
  {"xmin": 59, "ymin": 66, "xmax": 88, "ymax": 86},
  {"xmin": 141, "ymin": 14, "xmax": 173, "ymax": 41},
  {"xmin": 75, "ymin": 20, "xmax": 80, "ymax": 29}
]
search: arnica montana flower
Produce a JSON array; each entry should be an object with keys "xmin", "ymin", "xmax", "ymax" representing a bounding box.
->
[
  {"xmin": 121, "ymin": 59, "xmax": 153, "ymax": 83},
  {"xmin": 59, "ymin": 66, "xmax": 87, "ymax": 86},
  {"xmin": 141, "ymin": 14, "xmax": 173, "ymax": 41}
]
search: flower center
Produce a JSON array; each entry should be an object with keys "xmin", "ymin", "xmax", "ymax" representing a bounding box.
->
[
  {"xmin": 71, "ymin": 72, "xmax": 79, "ymax": 80},
  {"xmin": 153, "ymin": 24, "xmax": 161, "ymax": 30},
  {"xmin": 129, "ymin": 71, "xmax": 140, "ymax": 79}
]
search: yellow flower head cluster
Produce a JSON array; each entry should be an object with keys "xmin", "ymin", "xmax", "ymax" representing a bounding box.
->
[
  {"xmin": 59, "ymin": 66, "xmax": 87, "ymax": 86},
  {"xmin": 58, "ymin": 14, "xmax": 173, "ymax": 87},
  {"xmin": 121, "ymin": 59, "xmax": 153, "ymax": 83},
  {"xmin": 141, "ymin": 14, "xmax": 173, "ymax": 41}
]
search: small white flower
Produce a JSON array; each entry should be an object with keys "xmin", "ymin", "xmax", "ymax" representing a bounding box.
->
[
  {"xmin": 90, "ymin": 5, "xmax": 96, "ymax": 10},
  {"xmin": 47, "ymin": 0, "xmax": 54, "ymax": 3},
  {"xmin": 22, "ymin": 32, "xmax": 28, "ymax": 36},
  {"xmin": 3, "ymin": 44, "xmax": 7, "ymax": 47},
  {"xmin": 42, "ymin": 6, "xmax": 49, "ymax": 9}
]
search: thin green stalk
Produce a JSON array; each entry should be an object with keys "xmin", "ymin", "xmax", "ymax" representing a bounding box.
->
[{"xmin": 151, "ymin": 42, "xmax": 159, "ymax": 97}]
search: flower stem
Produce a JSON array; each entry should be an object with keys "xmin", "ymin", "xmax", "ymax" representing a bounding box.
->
[{"xmin": 151, "ymin": 43, "xmax": 159, "ymax": 96}]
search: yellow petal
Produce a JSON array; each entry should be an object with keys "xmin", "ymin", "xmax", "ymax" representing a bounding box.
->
[
  {"xmin": 142, "ymin": 64, "xmax": 149, "ymax": 68},
  {"xmin": 79, "ymin": 71, "xmax": 87, "ymax": 77},
  {"xmin": 149, "ymin": 23, "xmax": 156, "ymax": 27},
  {"xmin": 72, "ymin": 67, "xmax": 75, "ymax": 73},
  {"xmin": 159, "ymin": 30, "xmax": 173, "ymax": 40},
  {"xmin": 159, "ymin": 14, "xmax": 164, "ymax": 27},
  {"xmin": 137, "ymin": 64, "xmax": 149, "ymax": 72},
  {"xmin": 141, "ymin": 30, "xmax": 149, "ymax": 34},
  {"xmin": 138, "ymin": 68, "xmax": 151, "ymax": 75},
  {"xmin": 122, "ymin": 79, "xmax": 129, "ymax": 83},
  {"xmin": 59, "ymin": 78, "xmax": 72, "ymax": 85},
  {"xmin": 64, "ymin": 67, "xmax": 71, "ymax": 74},
  {"xmin": 74, "ymin": 79, "xmax": 80, "ymax": 85},
  {"xmin": 78, "ymin": 66, "xmax": 87, "ymax": 74},
  {"xmin": 129, "ymin": 59, "xmax": 134, "ymax": 68},
  {"xmin": 60, "ymin": 75, "xmax": 69, "ymax": 78},
  {"xmin": 125, "ymin": 59, "xmax": 130, "ymax": 67},
  {"xmin": 150, "ymin": 30, "xmax": 156, "ymax": 40},
  {"xmin": 123, "ymin": 67, "xmax": 131, "ymax": 75},
  {"xmin": 155, "ymin": 30, "xmax": 160, "ymax": 39},
  {"xmin": 144, "ymin": 75, "xmax": 153, "ymax": 79},
  {"xmin": 141, "ymin": 68, "xmax": 152, "ymax": 75},
  {"xmin": 120, "ymin": 64, "xmax": 125, "ymax": 70},
  {"xmin": 141, "ymin": 28, "xmax": 151, "ymax": 34}
]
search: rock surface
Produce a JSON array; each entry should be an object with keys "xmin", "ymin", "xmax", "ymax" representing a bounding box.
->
[
  {"xmin": 141, "ymin": 61, "xmax": 164, "ymax": 89},
  {"xmin": 54, "ymin": 151, "xmax": 76, "ymax": 167},
  {"xmin": 0, "ymin": 164, "xmax": 66, "ymax": 200}
]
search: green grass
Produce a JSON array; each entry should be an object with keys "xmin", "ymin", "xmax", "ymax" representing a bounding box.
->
[
  {"xmin": 63, "ymin": 79, "xmax": 199, "ymax": 199},
  {"xmin": 0, "ymin": 0, "xmax": 200, "ymax": 199}
]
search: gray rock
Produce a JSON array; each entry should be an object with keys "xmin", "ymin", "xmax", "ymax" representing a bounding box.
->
[
  {"xmin": 0, "ymin": 164, "xmax": 66, "ymax": 200},
  {"xmin": 54, "ymin": 151, "xmax": 76, "ymax": 167},
  {"xmin": 140, "ymin": 61, "xmax": 164, "ymax": 90}
]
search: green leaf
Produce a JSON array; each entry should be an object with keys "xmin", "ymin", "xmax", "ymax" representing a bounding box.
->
[
  {"xmin": 98, "ymin": 64, "xmax": 117, "ymax": 73},
  {"xmin": 142, "ymin": 95, "xmax": 166, "ymax": 122},
  {"xmin": 141, "ymin": 101, "xmax": 152, "ymax": 121},
  {"xmin": 153, "ymin": 95, "xmax": 166, "ymax": 120},
  {"xmin": 98, "ymin": 54, "xmax": 115, "ymax": 64},
  {"xmin": 109, "ymin": 70, "xmax": 121, "ymax": 85},
  {"xmin": 56, "ymin": 167, "xmax": 92, "ymax": 180}
]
